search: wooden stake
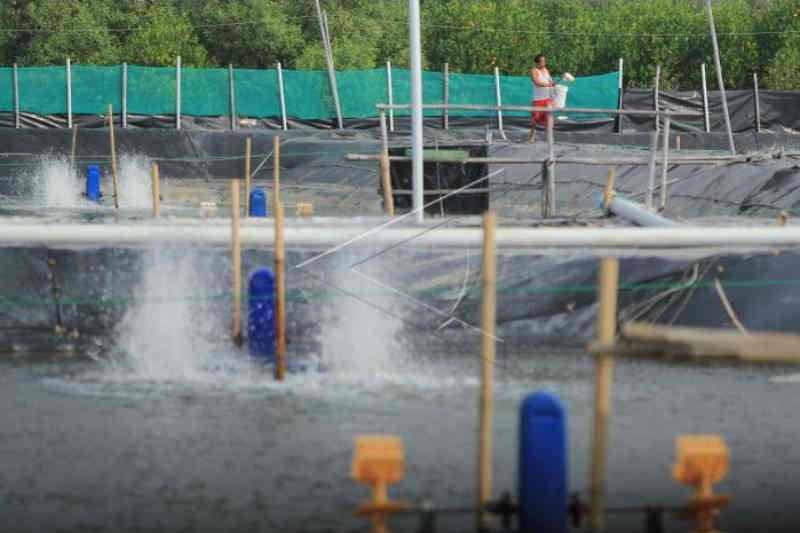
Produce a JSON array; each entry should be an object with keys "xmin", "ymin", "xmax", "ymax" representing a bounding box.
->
[
  {"xmin": 70, "ymin": 125, "xmax": 78, "ymax": 171},
  {"xmin": 231, "ymin": 180, "xmax": 242, "ymax": 344},
  {"xmin": 108, "ymin": 104, "xmax": 119, "ymax": 209},
  {"xmin": 603, "ymin": 167, "xmax": 615, "ymax": 216},
  {"xmin": 589, "ymin": 257, "xmax": 619, "ymax": 533},
  {"xmin": 151, "ymin": 162, "xmax": 160, "ymax": 218},
  {"xmin": 676, "ymin": 135, "xmax": 681, "ymax": 151},
  {"xmin": 379, "ymin": 112, "xmax": 395, "ymax": 215},
  {"xmin": 660, "ymin": 116, "xmax": 671, "ymax": 210},
  {"xmin": 244, "ymin": 136, "xmax": 252, "ymax": 216},
  {"xmin": 274, "ymin": 135, "xmax": 286, "ymax": 381},
  {"xmin": 478, "ymin": 210, "xmax": 497, "ymax": 531}
]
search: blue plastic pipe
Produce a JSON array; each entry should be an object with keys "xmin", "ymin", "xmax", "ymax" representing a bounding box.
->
[
  {"xmin": 519, "ymin": 390, "xmax": 568, "ymax": 533},
  {"xmin": 248, "ymin": 267, "xmax": 276, "ymax": 361},
  {"xmin": 85, "ymin": 165, "xmax": 101, "ymax": 201}
]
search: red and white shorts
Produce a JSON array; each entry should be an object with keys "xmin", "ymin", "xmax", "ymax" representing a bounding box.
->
[{"xmin": 531, "ymin": 98, "xmax": 553, "ymax": 125}]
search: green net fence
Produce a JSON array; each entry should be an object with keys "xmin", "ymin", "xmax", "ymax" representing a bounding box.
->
[{"xmin": 0, "ymin": 65, "xmax": 619, "ymax": 120}]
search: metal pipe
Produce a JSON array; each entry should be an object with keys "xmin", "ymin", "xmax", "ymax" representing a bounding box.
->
[
  {"xmin": 442, "ymin": 62, "xmax": 449, "ymax": 130},
  {"xmin": 654, "ymin": 64, "xmax": 660, "ymax": 132},
  {"xmin": 122, "ymin": 62, "xmax": 128, "ymax": 129},
  {"xmin": 376, "ymin": 103, "xmax": 701, "ymax": 117},
  {"xmin": 176, "ymin": 55, "xmax": 182, "ymax": 130},
  {"xmin": 229, "ymin": 64, "xmax": 237, "ymax": 131},
  {"xmin": 493, "ymin": 66, "xmax": 504, "ymax": 137},
  {"xmin": 386, "ymin": 60, "xmax": 395, "ymax": 132},
  {"xmin": 646, "ymin": 130, "xmax": 659, "ymax": 209},
  {"xmin": 704, "ymin": 0, "xmax": 736, "ymax": 155},
  {"xmin": 606, "ymin": 196, "xmax": 680, "ymax": 227},
  {"xmin": 7, "ymin": 222, "xmax": 800, "ymax": 250},
  {"xmin": 277, "ymin": 61, "xmax": 288, "ymax": 130},
  {"xmin": 66, "ymin": 57, "xmax": 72, "ymax": 129},
  {"xmin": 615, "ymin": 58, "xmax": 624, "ymax": 133},
  {"xmin": 545, "ymin": 107, "xmax": 556, "ymax": 217},
  {"xmin": 13, "ymin": 63, "xmax": 19, "ymax": 129},
  {"xmin": 348, "ymin": 153, "xmax": 737, "ymax": 166},
  {"xmin": 701, "ymin": 63, "xmax": 710, "ymax": 132},
  {"xmin": 753, "ymin": 72, "xmax": 761, "ymax": 133},
  {"xmin": 315, "ymin": 0, "xmax": 343, "ymax": 129},
  {"xmin": 660, "ymin": 116, "xmax": 671, "ymax": 210},
  {"xmin": 409, "ymin": 0, "xmax": 424, "ymax": 223}
]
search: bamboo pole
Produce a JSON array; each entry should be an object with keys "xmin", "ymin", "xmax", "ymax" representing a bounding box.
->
[
  {"xmin": 277, "ymin": 61, "xmax": 288, "ymax": 130},
  {"xmin": 108, "ymin": 104, "xmax": 119, "ymax": 209},
  {"xmin": 347, "ymin": 153, "xmax": 740, "ymax": 166},
  {"xmin": 315, "ymin": 0, "xmax": 343, "ymax": 130},
  {"xmin": 379, "ymin": 111, "xmax": 395, "ymax": 215},
  {"xmin": 676, "ymin": 135, "xmax": 681, "ymax": 152},
  {"xmin": 176, "ymin": 56, "xmax": 182, "ymax": 130},
  {"xmin": 70, "ymin": 125, "xmax": 78, "ymax": 172},
  {"xmin": 494, "ymin": 66, "xmax": 505, "ymax": 139},
  {"xmin": 615, "ymin": 58, "xmax": 624, "ymax": 133},
  {"xmin": 660, "ymin": 116, "xmax": 671, "ymax": 210},
  {"xmin": 589, "ymin": 257, "xmax": 619, "ymax": 533},
  {"xmin": 386, "ymin": 60, "xmax": 395, "ymax": 132},
  {"xmin": 701, "ymin": 63, "xmax": 711, "ymax": 133},
  {"xmin": 544, "ymin": 106, "xmax": 556, "ymax": 217},
  {"xmin": 646, "ymin": 130, "xmax": 659, "ymax": 209},
  {"xmin": 274, "ymin": 135, "xmax": 286, "ymax": 381},
  {"xmin": 229, "ymin": 64, "xmax": 237, "ymax": 131},
  {"xmin": 603, "ymin": 167, "xmax": 615, "ymax": 216},
  {"xmin": 477, "ymin": 210, "xmax": 497, "ymax": 531},
  {"xmin": 244, "ymin": 137, "xmax": 252, "ymax": 216},
  {"xmin": 231, "ymin": 179, "xmax": 242, "ymax": 344},
  {"xmin": 151, "ymin": 162, "xmax": 160, "ymax": 218},
  {"xmin": 377, "ymin": 103, "xmax": 700, "ymax": 117}
]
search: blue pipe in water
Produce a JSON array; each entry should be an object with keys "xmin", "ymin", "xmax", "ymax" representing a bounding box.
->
[
  {"xmin": 249, "ymin": 188, "xmax": 267, "ymax": 217},
  {"xmin": 86, "ymin": 165, "xmax": 101, "ymax": 201}
]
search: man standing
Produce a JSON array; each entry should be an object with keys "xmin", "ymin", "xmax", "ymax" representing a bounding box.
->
[{"xmin": 530, "ymin": 54, "xmax": 556, "ymax": 142}]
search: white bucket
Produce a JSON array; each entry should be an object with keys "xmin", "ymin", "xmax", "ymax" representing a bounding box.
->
[{"xmin": 553, "ymin": 84, "xmax": 569, "ymax": 109}]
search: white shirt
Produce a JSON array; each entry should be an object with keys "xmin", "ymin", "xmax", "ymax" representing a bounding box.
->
[{"xmin": 533, "ymin": 68, "xmax": 553, "ymax": 101}]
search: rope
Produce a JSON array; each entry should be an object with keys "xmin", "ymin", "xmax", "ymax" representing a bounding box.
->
[{"xmin": 714, "ymin": 276, "xmax": 749, "ymax": 334}]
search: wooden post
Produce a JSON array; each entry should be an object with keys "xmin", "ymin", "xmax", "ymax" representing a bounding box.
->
[
  {"xmin": 379, "ymin": 111, "xmax": 395, "ymax": 215},
  {"xmin": 108, "ymin": 104, "xmax": 119, "ymax": 209},
  {"xmin": 753, "ymin": 72, "xmax": 761, "ymax": 133},
  {"xmin": 701, "ymin": 63, "xmax": 710, "ymax": 133},
  {"xmin": 70, "ymin": 125, "xmax": 78, "ymax": 172},
  {"xmin": 589, "ymin": 257, "xmax": 619, "ymax": 533},
  {"xmin": 277, "ymin": 61, "xmax": 288, "ymax": 131},
  {"xmin": 274, "ymin": 135, "xmax": 286, "ymax": 381},
  {"xmin": 660, "ymin": 115, "xmax": 671, "ymax": 210},
  {"xmin": 646, "ymin": 130, "xmax": 659, "ymax": 209},
  {"xmin": 654, "ymin": 65, "xmax": 661, "ymax": 132},
  {"xmin": 676, "ymin": 135, "xmax": 681, "ymax": 151},
  {"xmin": 544, "ymin": 106, "xmax": 556, "ymax": 217},
  {"xmin": 244, "ymin": 137, "xmax": 252, "ymax": 216},
  {"xmin": 386, "ymin": 60, "xmax": 395, "ymax": 132},
  {"xmin": 13, "ymin": 63, "xmax": 19, "ymax": 129},
  {"xmin": 603, "ymin": 167, "xmax": 615, "ymax": 216},
  {"xmin": 231, "ymin": 179, "xmax": 242, "ymax": 344},
  {"xmin": 151, "ymin": 162, "xmax": 160, "ymax": 218},
  {"xmin": 478, "ymin": 210, "xmax": 497, "ymax": 531},
  {"xmin": 494, "ymin": 66, "xmax": 505, "ymax": 138},
  {"xmin": 615, "ymin": 58, "xmax": 624, "ymax": 133}
]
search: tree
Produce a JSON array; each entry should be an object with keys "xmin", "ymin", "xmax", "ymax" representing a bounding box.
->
[{"xmin": 122, "ymin": 2, "xmax": 207, "ymax": 66}]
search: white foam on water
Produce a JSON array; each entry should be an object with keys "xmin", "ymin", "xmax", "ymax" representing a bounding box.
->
[
  {"xmin": 770, "ymin": 373, "xmax": 800, "ymax": 383},
  {"xmin": 27, "ymin": 155, "xmax": 83, "ymax": 208},
  {"xmin": 117, "ymin": 153, "xmax": 154, "ymax": 209}
]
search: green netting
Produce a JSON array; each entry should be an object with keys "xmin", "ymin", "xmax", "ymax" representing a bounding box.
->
[
  {"xmin": 5, "ymin": 65, "xmax": 618, "ymax": 121},
  {"xmin": 128, "ymin": 65, "xmax": 175, "ymax": 116},
  {"xmin": 72, "ymin": 66, "xmax": 121, "ymax": 115},
  {"xmin": 182, "ymin": 67, "xmax": 228, "ymax": 117},
  {"xmin": 235, "ymin": 68, "xmax": 280, "ymax": 119},
  {"xmin": 0, "ymin": 68, "xmax": 13, "ymax": 112},
  {"xmin": 19, "ymin": 66, "xmax": 66, "ymax": 115}
]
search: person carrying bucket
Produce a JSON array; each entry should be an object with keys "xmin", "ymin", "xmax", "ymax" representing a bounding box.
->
[{"xmin": 529, "ymin": 53, "xmax": 555, "ymax": 143}]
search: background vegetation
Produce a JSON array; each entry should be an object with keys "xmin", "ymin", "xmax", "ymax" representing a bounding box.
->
[{"xmin": 0, "ymin": 0, "xmax": 797, "ymax": 89}]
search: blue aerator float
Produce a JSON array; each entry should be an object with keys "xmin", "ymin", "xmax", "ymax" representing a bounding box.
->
[
  {"xmin": 85, "ymin": 165, "xmax": 101, "ymax": 201},
  {"xmin": 249, "ymin": 188, "xmax": 267, "ymax": 217}
]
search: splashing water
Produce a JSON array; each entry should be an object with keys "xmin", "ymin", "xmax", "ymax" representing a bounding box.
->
[
  {"xmin": 316, "ymin": 252, "xmax": 409, "ymax": 380},
  {"xmin": 27, "ymin": 155, "xmax": 82, "ymax": 208},
  {"xmin": 117, "ymin": 153, "xmax": 154, "ymax": 209},
  {"xmin": 111, "ymin": 246, "xmax": 231, "ymax": 382}
]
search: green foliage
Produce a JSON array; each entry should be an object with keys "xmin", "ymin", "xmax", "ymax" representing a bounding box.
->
[{"xmin": 0, "ymin": 0, "xmax": 797, "ymax": 88}]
